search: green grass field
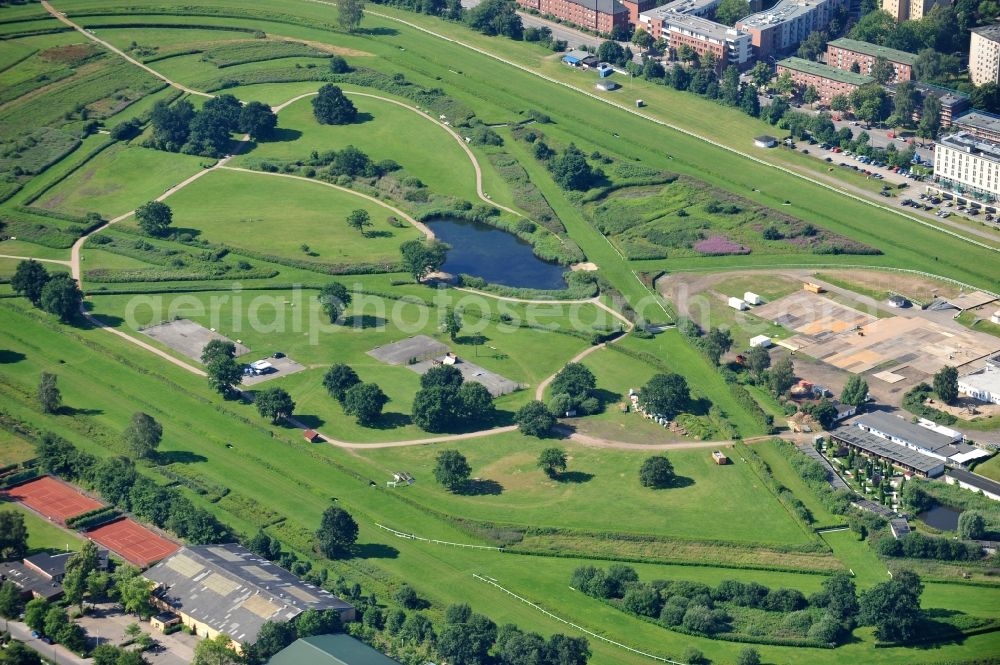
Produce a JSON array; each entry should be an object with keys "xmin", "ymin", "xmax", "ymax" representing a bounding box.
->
[{"xmin": 5, "ymin": 504, "xmax": 84, "ymax": 555}]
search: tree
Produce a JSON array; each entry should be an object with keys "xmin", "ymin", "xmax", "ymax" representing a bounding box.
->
[
  {"xmin": 933, "ymin": 365, "xmax": 958, "ymax": 404},
  {"xmin": 841, "ymin": 375, "xmax": 869, "ymax": 407},
  {"xmin": 749, "ymin": 61, "xmax": 773, "ymax": 89},
  {"xmin": 803, "ymin": 85, "xmax": 820, "ymax": 105},
  {"xmin": 295, "ymin": 608, "xmax": 341, "ymax": 637},
  {"xmin": 858, "ymin": 571, "xmax": 923, "ymax": 642},
  {"xmin": 114, "ymin": 566, "xmax": 154, "ymax": 617},
  {"xmin": 442, "ymin": 307, "xmax": 462, "ymax": 341},
  {"xmin": 62, "ymin": 541, "xmax": 101, "ymax": 611},
  {"xmin": 714, "ymin": 0, "xmax": 749, "ymax": 25},
  {"xmin": 0, "ymin": 510, "xmax": 28, "ymax": 560},
  {"xmin": 39, "ymin": 274, "xmax": 82, "ymax": 322},
  {"xmin": 918, "ymin": 93, "xmax": 942, "ymax": 138},
  {"xmin": 958, "ymin": 510, "xmax": 987, "ymax": 540},
  {"xmin": 206, "ymin": 356, "xmax": 242, "ymax": 396},
  {"xmin": 11, "ymin": 259, "xmax": 50, "ymax": 306},
  {"xmin": 193, "ymin": 634, "xmax": 242, "ymax": 665},
  {"xmin": 201, "ymin": 339, "xmax": 236, "ymax": 364},
  {"xmin": 255, "ymin": 386, "xmax": 295, "ymax": 423},
  {"xmin": 892, "ymin": 81, "xmax": 919, "ymax": 126},
  {"xmin": 434, "ymin": 449, "xmax": 471, "ymax": 491},
  {"xmin": 632, "ymin": 28, "xmax": 653, "ymax": 49},
  {"xmin": 747, "ymin": 345, "xmax": 771, "ymax": 381},
  {"xmin": 186, "ymin": 97, "xmax": 238, "ymax": 157},
  {"xmin": 2, "ymin": 641, "xmax": 44, "ymax": 665},
  {"xmin": 313, "ymin": 84, "xmax": 358, "ymax": 125},
  {"xmin": 149, "ymin": 99, "xmax": 195, "ymax": 152},
  {"xmin": 596, "ymin": 41, "xmax": 626, "ymax": 66},
  {"xmin": 457, "ymin": 382, "xmax": 494, "ymax": 422},
  {"xmin": 329, "ymin": 55, "xmax": 351, "ymax": 73},
  {"xmin": 247, "ymin": 621, "xmax": 296, "ymax": 663},
  {"xmin": 769, "ymin": 357, "xmax": 795, "ymax": 395},
  {"xmin": 343, "ymin": 382, "xmax": 389, "ymax": 426},
  {"xmin": 238, "ymin": 101, "xmax": 278, "ymax": 139},
  {"xmin": 346, "ymin": 209, "xmax": 372, "ymax": 236},
  {"xmin": 870, "ymin": 56, "xmax": 895, "ymax": 84},
  {"xmin": 549, "ymin": 143, "xmax": 593, "ymax": 191},
  {"xmin": 515, "ymin": 400, "xmax": 556, "ymax": 438},
  {"xmin": 639, "ymin": 455, "xmax": 675, "ymax": 488},
  {"xmin": 736, "ymin": 647, "xmax": 761, "ymax": 665},
  {"xmin": 317, "ymin": 505, "xmax": 359, "ymax": 557},
  {"xmin": 465, "ymin": 0, "xmax": 523, "ymax": 39},
  {"xmin": 412, "ymin": 385, "xmax": 463, "ymax": 432},
  {"xmin": 23, "ymin": 598, "xmax": 50, "ymax": 633},
  {"xmin": 0, "ymin": 581, "xmax": 23, "ymax": 619},
  {"xmin": 774, "ymin": 70, "xmax": 795, "ymax": 96},
  {"xmin": 399, "ymin": 239, "xmax": 447, "ymax": 282},
  {"xmin": 437, "ymin": 612, "xmax": 497, "ymax": 665},
  {"xmin": 123, "ymin": 412, "xmax": 162, "ymax": 460},
  {"xmin": 337, "ymin": 0, "xmax": 365, "ymax": 31},
  {"xmin": 740, "ymin": 85, "xmax": 761, "ymax": 117},
  {"xmin": 721, "ymin": 65, "xmax": 741, "ymax": 106},
  {"xmin": 319, "ymin": 281, "xmax": 352, "ymax": 323},
  {"xmin": 323, "ymin": 364, "xmax": 360, "ymax": 402},
  {"xmin": 638, "ymin": 373, "xmax": 689, "ymax": 419},
  {"xmin": 972, "ymin": 82, "xmax": 1000, "ymax": 114},
  {"xmin": 797, "ymin": 30, "xmax": 829, "ymax": 60},
  {"xmin": 830, "ymin": 94, "xmax": 850, "ymax": 112},
  {"xmin": 421, "ymin": 365, "xmax": 464, "ymax": 390},
  {"xmin": 537, "ymin": 447, "xmax": 567, "ymax": 478},
  {"xmin": 550, "ymin": 363, "xmax": 597, "ymax": 413},
  {"xmin": 37, "ymin": 372, "xmax": 62, "ymax": 414},
  {"xmin": 701, "ymin": 328, "xmax": 732, "ymax": 365},
  {"xmin": 135, "ymin": 200, "xmax": 173, "ymax": 236}
]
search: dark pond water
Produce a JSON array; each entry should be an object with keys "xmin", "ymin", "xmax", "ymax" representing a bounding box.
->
[
  {"xmin": 425, "ymin": 217, "xmax": 567, "ymax": 290},
  {"xmin": 917, "ymin": 505, "xmax": 962, "ymax": 531}
]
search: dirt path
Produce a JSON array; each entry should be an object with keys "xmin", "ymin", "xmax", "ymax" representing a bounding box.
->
[
  {"xmin": 41, "ymin": 1, "xmax": 213, "ymax": 98},
  {"xmin": 0, "ymin": 255, "xmax": 71, "ymax": 267}
]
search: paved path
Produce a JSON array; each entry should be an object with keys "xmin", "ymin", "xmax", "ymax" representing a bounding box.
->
[{"xmin": 41, "ymin": 1, "xmax": 212, "ymax": 97}]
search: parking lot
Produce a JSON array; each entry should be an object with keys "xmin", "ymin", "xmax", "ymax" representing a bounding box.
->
[
  {"xmin": 76, "ymin": 603, "xmax": 198, "ymax": 665},
  {"xmin": 141, "ymin": 319, "xmax": 249, "ymax": 362},
  {"xmin": 241, "ymin": 356, "xmax": 307, "ymax": 386}
]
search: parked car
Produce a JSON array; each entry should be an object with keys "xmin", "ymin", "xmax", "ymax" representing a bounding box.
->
[{"xmin": 272, "ymin": 352, "xmax": 285, "ymax": 359}]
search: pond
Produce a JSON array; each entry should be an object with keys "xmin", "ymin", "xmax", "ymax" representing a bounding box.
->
[
  {"xmin": 425, "ymin": 217, "xmax": 567, "ymax": 290},
  {"xmin": 917, "ymin": 504, "xmax": 962, "ymax": 531}
]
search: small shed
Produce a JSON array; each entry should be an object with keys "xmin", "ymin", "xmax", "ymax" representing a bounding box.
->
[
  {"xmin": 728, "ymin": 296, "xmax": 748, "ymax": 311},
  {"xmin": 562, "ymin": 49, "xmax": 597, "ymax": 67},
  {"xmin": 595, "ymin": 63, "xmax": 614, "ymax": 77},
  {"xmin": 749, "ymin": 335, "xmax": 772, "ymax": 348},
  {"xmin": 754, "ymin": 135, "xmax": 777, "ymax": 148},
  {"xmin": 595, "ymin": 80, "xmax": 620, "ymax": 92},
  {"xmin": 151, "ymin": 612, "xmax": 181, "ymax": 633},
  {"xmin": 712, "ymin": 450, "xmax": 729, "ymax": 465},
  {"xmin": 303, "ymin": 429, "xmax": 320, "ymax": 443},
  {"xmin": 743, "ymin": 291, "xmax": 763, "ymax": 305},
  {"xmin": 803, "ymin": 282, "xmax": 825, "ymax": 293}
]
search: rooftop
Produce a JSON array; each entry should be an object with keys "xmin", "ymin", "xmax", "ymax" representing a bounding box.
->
[
  {"xmin": 831, "ymin": 426, "xmax": 945, "ymax": 474},
  {"xmin": 959, "ymin": 363, "xmax": 1000, "ymax": 395},
  {"xmin": 972, "ymin": 24, "xmax": 1000, "ymax": 42},
  {"xmin": 777, "ymin": 57, "xmax": 874, "ymax": 86},
  {"xmin": 22, "ymin": 549, "xmax": 108, "ymax": 579},
  {"xmin": 267, "ymin": 635, "xmax": 402, "ymax": 665},
  {"xmin": 657, "ymin": 11, "xmax": 747, "ymax": 40},
  {"xmin": 946, "ymin": 467, "xmax": 1000, "ymax": 497},
  {"xmin": 738, "ymin": 0, "xmax": 832, "ymax": 29},
  {"xmin": 938, "ymin": 131, "xmax": 1000, "ymax": 164},
  {"xmin": 641, "ymin": 0, "xmax": 722, "ymax": 19},
  {"xmin": 954, "ymin": 110, "xmax": 1000, "ymax": 134},
  {"xmin": 563, "ymin": 0, "xmax": 629, "ymax": 15},
  {"xmin": 856, "ymin": 412, "xmax": 982, "ymax": 460},
  {"xmin": 0, "ymin": 561, "xmax": 64, "ymax": 601},
  {"xmin": 145, "ymin": 544, "xmax": 354, "ymax": 645},
  {"xmin": 827, "ymin": 38, "xmax": 918, "ymax": 65}
]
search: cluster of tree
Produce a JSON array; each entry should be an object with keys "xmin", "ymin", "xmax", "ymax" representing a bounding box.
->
[
  {"xmin": 22, "ymin": 598, "xmax": 88, "ymax": 653},
  {"xmin": 958, "ymin": 510, "xmax": 991, "ymax": 540},
  {"xmin": 515, "ymin": 400, "xmax": 557, "ymax": 437},
  {"xmin": 148, "ymin": 95, "xmax": 277, "ymax": 157},
  {"xmin": 313, "ymin": 84, "xmax": 358, "ymax": 125},
  {"xmin": 548, "ymin": 363, "xmax": 600, "ymax": 417},
  {"xmin": 202, "ymin": 339, "xmax": 244, "ymax": 397},
  {"xmin": 545, "ymin": 143, "xmax": 596, "ymax": 191},
  {"xmin": 0, "ymin": 511, "xmax": 28, "ymax": 561},
  {"xmin": 305, "ymin": 144, "xmax": 402, "ymax": 179},
  {"xmin": 11, "ymin": 259, "xmax": 83, "ymax": 322},
  {"xmin": 637, "ymin": 57, "xmax": 764, "ymax": 124},
  {"xmin": 932, "ymin": 365, "xmax": 958, "ymax": 404},
  {"xmin": 858, "ymin": 570, "xmax": 925, "ymax": 643},
  {"xmin": 36, "ymin": 431, "xmax": 231, "ymax": 544},
  {"xmin": 412, "ymin": 365, "xmax": 495, "ymax": 433},
  {"xmin": 799, "ymin": 398, "xmax": 839, "ymax": 431},
  {"xmin": 595, "ymin": 41, "xmax": 634, "ymax": 67},
  {"xmin": 399, "ymin": 239, "xmax": 448, "ymax": 282},
  {"xmin": 712, "ymin": 0, "xmax": 750, "ymax": 26},
  {"xmin": 850, "ymin": 6, "xmax": 968, "ymax": 56},
  {"xmin": 465, "ymin": 0, "xmax": 523, "ymax": 40},
  {"xmin": 523, "ymin": 26, "xmax": 567, "ymax": 52},
  {"xmin": 572, "ymin": 565, "xmax": 859, "ymax": 643},
  {"xmin": 875, "ymin": 531, "xmax": 982, "ymax": 561},
  {"xmin": 323, "ymin": 363, "xmax": 389, "ymax": 426},
  {"xmin": 92, "ymin": 644, "xmax": 151, "ymax": 665}
]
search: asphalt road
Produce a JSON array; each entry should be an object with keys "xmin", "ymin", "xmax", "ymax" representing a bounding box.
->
[
  {"xmin": 5, "ymin": 620, "xmax": 89, "ymax": 665},
  {"xmin": 461, "ymin": 0, "xmax": 602, "ymax": 48}
]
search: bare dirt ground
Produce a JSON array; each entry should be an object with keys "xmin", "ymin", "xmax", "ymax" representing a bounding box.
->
[{"xmin": 816, "ymin": 269, "xmax": 964, "ymax": 301}]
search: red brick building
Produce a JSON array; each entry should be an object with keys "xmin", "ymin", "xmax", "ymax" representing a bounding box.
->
[
  {"xmin": 517, "ymin": 0, "xmax": 630, "ymax": 34},
  {"xmin": 621, "ymin": 0, "xmax": 660, "ymax": 26},
  {"xmin": 825, "ymin": 38, "xmax": 915, "ymax": 84},
  {"xmin": 776, "ymin": 57, "xmax": 873, "ymax": 105}
]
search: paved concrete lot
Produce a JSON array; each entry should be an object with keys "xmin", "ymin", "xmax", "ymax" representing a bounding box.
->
[
  {"xmin": 408, "ymin": 356, "xmax": 520, "ymax": 396},
  {"xmin": 78, "ymin": 603, "xmax": 198, "ymax": 665},
  {"xmin": 368, "ymin": 335, "xmax": 449, "ymax": 365},
  {"xmin": 141, "ymin": 319, "xmax": 249, "ymax": 361},
  {"xmin": 241, "ymin": 356, "xmax": 307, "ymax": 386}
]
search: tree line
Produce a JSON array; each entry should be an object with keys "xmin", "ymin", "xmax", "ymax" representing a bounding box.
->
[{"xmin": 11, "ymin": 260, "xmax": 83, "ymax": 323}]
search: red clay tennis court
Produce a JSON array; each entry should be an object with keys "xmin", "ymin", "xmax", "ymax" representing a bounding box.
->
[
  {"xmin": 87, "ymin": 518, "xmax": 179, "ymax": 568},
  {"xmin": 5, "ymin": 476, "xmax": 102, "ymax": 522}
]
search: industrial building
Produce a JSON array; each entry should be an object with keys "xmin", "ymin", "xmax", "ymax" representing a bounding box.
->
[
  {"xmin": 145, "ymin": 544, "xmax": 355, "ymax": 649},
  {"xmin": 854, "ymin": 412, "xmax": 991, "ymax": 465},
  {"xmin": 830, "ymin": 425, "xmax": 945, "ymax": 477},
  {"xmin": 267, "ymin": 634, "xmax": 403, "ymax": 665},
  {"xmin": 825, "ymin": 38, "xmax": 916, "ymax": 83}
]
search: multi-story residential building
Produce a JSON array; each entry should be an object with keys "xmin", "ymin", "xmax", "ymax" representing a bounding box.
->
[
  {"xmin": 776, "ymin": 56, "xmax": 872, "ymax": 104},
  {"xmin": 736, "ymin": 0, "xmax": 850, "ymax": 62},
  {"xmin": 621, "ymin": 0, "xmax": 661, "ymax": 26},
  {"xmin": 933, "ymin": 131, "xmax": 1000, "ymax": 203},
  {"xmin": 953, "ymin": 110, "xmax": 1000, "ymax": 142},
  {"xmin": 881, "ymin": 0, "xmax": 948, "ymax": 21},
  {"xmin": 516, "ymin": 0, "xmax": 630, "ymax": 34},
  {"xmin": 970, "ymin": 24, "xmax": 1000, "ymax": 86},
  {"xmin": 639, "ymin": 2, "xmax": 753, "ymax": 69},
  {"xmin": 825, "ymin": 38, "xmax": 915, "ymax": 83}
]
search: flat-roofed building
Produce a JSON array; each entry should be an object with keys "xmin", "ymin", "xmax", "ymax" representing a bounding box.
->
[
  {"xmin": 958, "ymin": 357, "xmax": 1000, "ymax": 405},
  {"xmin": 970, "ymin": 24, "xmax": 1000, "ymax": 86},
  {"xmin": 831, "ymin": 425, "xmax": 945, "ymax": 477},
  {"xmin": 825, "ymin": 38, "xmax": 915, "ymax": 83},
  {"xmin": 855, "ymin": 412, "xmax": 990, "ymax": 465},
  {"xmin": 954, "ymin": 110, "xmax": 1000, "ymax": 142},
  {"xmin": 517, "ymin": 0, "xmax": 630, "ymax": 34},
  {"xmin": 776, "ymin": 56, "xmax": 872, "ymax": 104},
  {"xmin": 882, "ymin": 0, "xmax": 948, "ymax": 22},
  {"xmin": 933, "ymin": 131, "xmax": 1000, "ymax": 203},
  {"xmin": 737, "ymin": 0, "xmax": 850, "ymax": 62},
  {"xmin": 639, "ymin": 4, "xmax": 753, "ymax": 69},
  {"xmin": 145, "ymin": 544, "xmax": 355, "ymax": 650}
]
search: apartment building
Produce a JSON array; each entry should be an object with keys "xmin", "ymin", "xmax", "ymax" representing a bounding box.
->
[
  {"xmin": 517, "ymin": 0, "xmax": 630, "ymax": 34},
  {"xmin": 970, "ymin": 24, "xmax": 1000, "ymax": 86},
  {"xmin": 776, "ymin": 56, "xmax": 872, "ymax": 104},
  {"xmin": 736, "ymin": 0, "xmax": 850, "ymax": 62},
  {"xmin": 825, "ymin": 38, "xmax": 915, "ymax": 83}
]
